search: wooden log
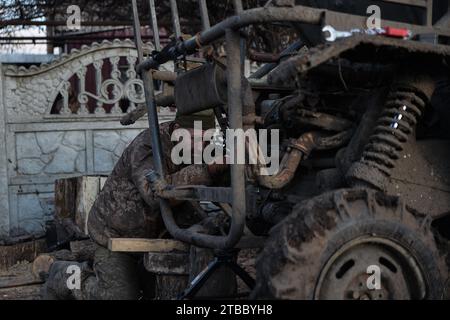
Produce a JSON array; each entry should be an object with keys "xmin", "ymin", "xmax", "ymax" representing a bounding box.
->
[
  {"xmin": 75, "ymin": 176, "xmax": 100, "ymax": 235},
  {"xmin": 54, "ymin": 178, "xmax": 78, "ymax": 221},
  {"xmin": 32, "ymin": 251, "xmax": 77, "ymax": 278},
  {"xmin": 155, "ymin": 275, "xmax": 189, "ymax": 300},
  {"xmin": 144, "ymin": 252, "xmax": 189, "ymax": 275},
  {"xmin": 108, "ymin": 238, "xmax": 189, "ymax": 253},
  {"xmin": 145, "ymin": 252, "xmax": 190, "ymax": 299},
  {"xmin": 31, "ymin": 243, "xmax": 97, "ymax": 279},
  {"xmin": 54, "ymin": 176, "xmax": 104, "ymax": 238},
  {"xmin": 32, "ymin": 255, "xmax": 56, "ymax": 279}
]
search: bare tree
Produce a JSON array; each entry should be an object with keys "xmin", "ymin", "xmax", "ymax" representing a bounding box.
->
[{"xmin": 1, "ymin": 0, "xmax": 299, "ymax": 52}]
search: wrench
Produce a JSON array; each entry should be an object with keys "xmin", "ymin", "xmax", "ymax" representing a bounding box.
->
[
  {"xmin": 322, "ymin": 25, "xmax": 354, "ymax": 42},
  {"xmin": 323, "ymin": 25, "xmax": 412, "ymax": 42}
]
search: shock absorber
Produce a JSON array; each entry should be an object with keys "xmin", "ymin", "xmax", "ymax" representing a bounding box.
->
[{"xmin": 347, "ymin": 75, "xmax": 436, "ymax": 190}]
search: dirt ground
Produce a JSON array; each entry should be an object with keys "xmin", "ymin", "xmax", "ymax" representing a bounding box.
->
[
  {"xmin": 0, "ymin": 249, "xmax": 260, "ymax": 300},
  {"xmin": 0, "ymin": 262, "xmax": 43, "ymax": 300}
]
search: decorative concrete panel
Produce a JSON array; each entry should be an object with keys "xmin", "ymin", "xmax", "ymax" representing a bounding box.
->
[
  {"xmin": 93, "ymin": 129, "xmax": 142, "ymax": 173},
  {"xmin": 16, "ymin": 192, "xmax": 54, "ymax": 236},
  {"xmin": 16, "ymin": 131, "xmax": 87, "ymax": 176}
]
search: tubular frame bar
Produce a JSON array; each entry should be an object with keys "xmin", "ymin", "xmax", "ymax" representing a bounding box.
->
[
  {"xmin": 170, "ymin": 0, "xmax": 182, "ymax": 39},
  {"xmin": 132, "ymin": 0, "xmax": 164, "ymax": 177},
  {"xmin": 157, "ymin": 29, "xmax": 246, "ymax": 249},
  {"xmin": 148, "ymin": 0, "xmax": 161, "ymax": 51},
  {"xmin": 198, "ymin": 0, "xmax": 211, "ymax": 30}
]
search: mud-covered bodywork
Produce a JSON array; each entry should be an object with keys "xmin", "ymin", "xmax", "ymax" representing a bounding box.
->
[{"xmin": 266, "ymin": 35, "xmax": 450, "ymax": 219}]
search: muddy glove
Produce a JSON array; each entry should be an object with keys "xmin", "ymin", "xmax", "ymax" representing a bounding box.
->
[{"xmin": 145, "ymin": 169, "xmax": 168, "ymax": 197}]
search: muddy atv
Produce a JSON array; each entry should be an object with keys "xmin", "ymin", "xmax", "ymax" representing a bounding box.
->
[{"xmin": 130, "ymin": 0, "xmax": 450, "ymax": 299}]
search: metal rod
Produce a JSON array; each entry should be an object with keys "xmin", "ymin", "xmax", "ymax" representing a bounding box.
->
[
  {"xmin": 426, "ymin": 0, "xmax": 433, "ymax": 26},
  {"xmin": 249, "ymin": 40, "xmax": 304, "ymax": 79},
  {"xmin": 149, "ymin": 0, "xmax": 161, "ymax": 51},
  {"xmin": 233, "ymin": 0, "xmax": 246, "ymax": 79},
  {"xmin": 198, "ymin": 0, "xmax": 211, "ymax": 30},
  {"xmin": 225, "ymin": 28, "xmax": 247, "ymax": 248},
  {"xmin": 170, "ymin": 0, "xmax": 182, "ymax": 39},
  {"xmin": 157, "ymin": 29, "xmax": 246, "ymax": 249},
  {"xmin": 131, "ymin": 0, "xmax": 164, "ymax": 177},
  {"xmin": 132, "ymin": 0, "xmax": 144, "ymax": 63},
  {"xmin": 233, "ymin": 0, "xmax": 244, "ymax": 14}
]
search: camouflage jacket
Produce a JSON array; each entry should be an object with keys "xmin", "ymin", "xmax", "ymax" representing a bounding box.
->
[{"xmin": 87, "ymin": 122, "xmax": 212, "ymax": 247}]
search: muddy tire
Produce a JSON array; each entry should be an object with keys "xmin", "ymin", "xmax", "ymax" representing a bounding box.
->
[{"xmin": 252, "ymin": 189, "xmax": 448, "ymax": 300}]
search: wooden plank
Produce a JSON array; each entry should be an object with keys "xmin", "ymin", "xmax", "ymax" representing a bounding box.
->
[
  {"xmin": 109, "ymin": 236, "xmax": 265, "ymax": 254},
  {"xmin": 108, "ymin": 238, "xmax": 189, "ymax": 253}
]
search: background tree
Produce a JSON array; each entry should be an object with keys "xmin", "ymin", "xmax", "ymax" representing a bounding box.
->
[{"xmin": 0, "ymin": 0, "xmax": 299, "ymax": 53}]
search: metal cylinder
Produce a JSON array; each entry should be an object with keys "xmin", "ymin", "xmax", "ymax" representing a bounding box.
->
[{"xmin": 174, "ymin": 63, "xmax": 227, "ymax": 116}]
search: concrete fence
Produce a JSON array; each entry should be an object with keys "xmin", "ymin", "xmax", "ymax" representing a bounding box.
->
[{"xmin": 0, "ymin": 39, "xmax": 175, "ymax": 240}]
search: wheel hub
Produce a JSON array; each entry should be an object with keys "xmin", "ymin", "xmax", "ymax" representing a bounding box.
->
[{"xmin": 315, "ymin": 237, "xmax": 426, "ymax": 300}]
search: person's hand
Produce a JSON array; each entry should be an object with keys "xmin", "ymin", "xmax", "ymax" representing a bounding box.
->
[{"xmin": 145, "ymin": 170, "xmax": 167, "ymax": 197}]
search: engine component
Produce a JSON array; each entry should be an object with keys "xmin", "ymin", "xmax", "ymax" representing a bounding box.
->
[
  {"xmin": 292, "ymin": 109, "xmax": 353, "ymax": 132},
  {"xmin": 174, "ymin": 62, "xmax": 255, "ymax": 116},
  {"xmin": 174, "ymin": 63, "xmax": 227, "ymax": 115},
  {"xmin": 257, "ymin": 129, "xmax": 353, "ymax": 189},
  {"xmin": 347, "ymin": 75, "xmax": 436, "ymax": 190},
  {"xmin": 261, "ymin": 94, "xmax": 353, "ymax": 132}
]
